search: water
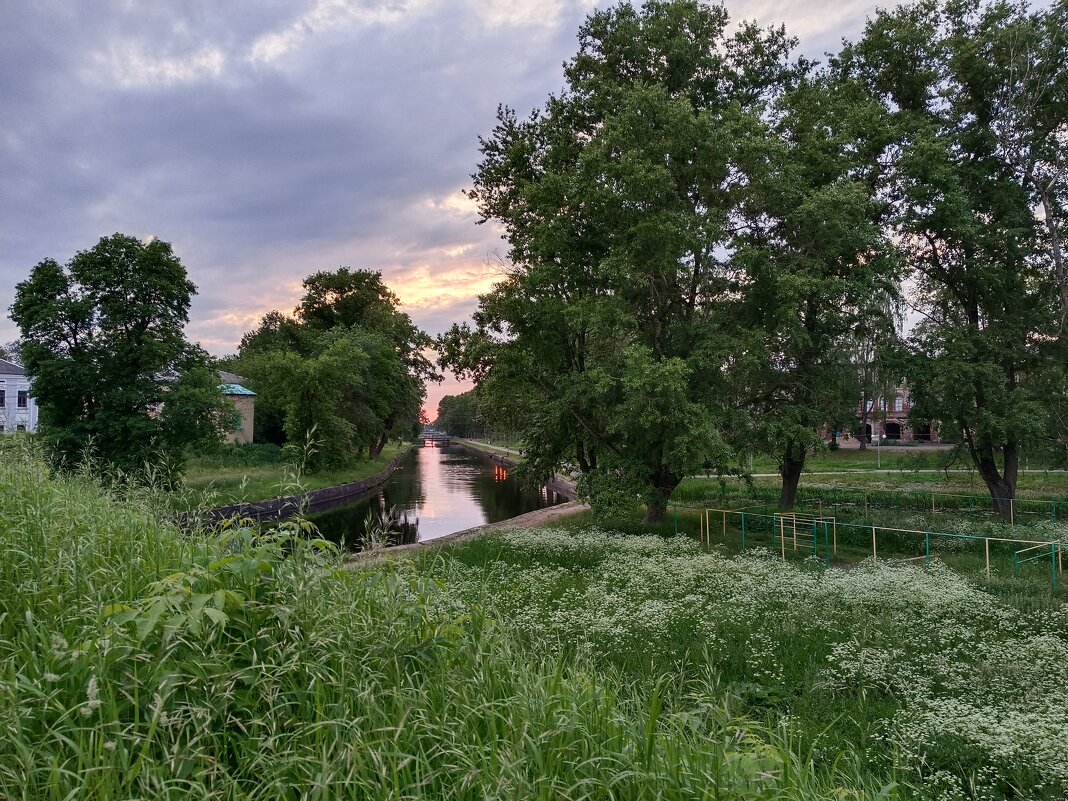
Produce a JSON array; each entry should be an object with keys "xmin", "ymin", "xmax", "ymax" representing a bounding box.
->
[{"xmin": 308, "ymin": 443, "xmax": 567, "ymax": 547}]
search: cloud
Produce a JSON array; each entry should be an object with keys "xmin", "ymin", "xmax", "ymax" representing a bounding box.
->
[
  {"xmin": 0, "ymin": 0, "xmax": 903, "ymax": 375},
  {"xmin": 85, "ymin": 43, "xmax": 227, "ymax": 88}
]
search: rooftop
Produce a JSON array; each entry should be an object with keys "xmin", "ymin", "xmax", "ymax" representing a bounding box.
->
[
  {"xmin": 220, "ymin": 383, "xmax": 256, "ymax": 397},
  {"xmin": 0, "ymin": 358, "xmax": 25, "ymax": 376}
]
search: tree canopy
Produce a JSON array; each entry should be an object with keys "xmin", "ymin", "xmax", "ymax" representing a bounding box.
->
[
  {"xmin": 447, "ymin": 0, "xmax": 1066, "ymax": 521},
  {"xmin": 10, "ymin": 234, "xmax": 232, "ymax": 475},
  {"xmin": 226, "ymin": 268, "xmax": 433, "ymax": 470}
]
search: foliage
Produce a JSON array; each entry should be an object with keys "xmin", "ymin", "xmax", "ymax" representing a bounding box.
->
[
  {"xmin": 455, "ymin": 0, "xmax": 798, "ymax": 521},
  {"xmin": 842, "ymin": 0, "xmax": 1068, "ymax": 518},
  {"xmin": 727, "ymin": 63, "xmax": 902, "ymax": 507},
  {"xmin": 9, "ymin": 233, "xmax": 233, "ymax": 476},
  {"xmin": 0, "ymin": 439, "xmax": 897, "ymax": 800},
  {"xmin": 429, "ymin": 526, "xmax": 1068, "ymax": 799},
  {"xmin": 226, "ymin": 269, "xmax": 432, "ymax": 468}
]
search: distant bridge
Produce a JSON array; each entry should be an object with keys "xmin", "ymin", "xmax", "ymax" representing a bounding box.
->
[{"xmin": 421, "ymin": 429, "xmax": 452, "ymax": 446}]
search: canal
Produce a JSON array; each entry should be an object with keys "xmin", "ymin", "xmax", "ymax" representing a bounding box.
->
[{"xmin": 307, "ymin": 443, "xmax": 567, "ymax": 548}]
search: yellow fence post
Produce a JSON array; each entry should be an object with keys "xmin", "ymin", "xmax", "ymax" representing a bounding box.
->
[
  {"xmin": 779, "ymin": 516, "xmax": 786, "ymax": 561},
  {"xmin": 985, "ymin": 538, "xmax": 990, "ymax": 581}
]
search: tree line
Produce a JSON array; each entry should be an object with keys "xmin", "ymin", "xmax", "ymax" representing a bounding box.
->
[
  {"xmin": 440, "ymin": 0, "xmax": 1068, "ymax": 522},
  {"xmin": 10, "ymin": 236, "xmax": 432, "ymax": 479}
]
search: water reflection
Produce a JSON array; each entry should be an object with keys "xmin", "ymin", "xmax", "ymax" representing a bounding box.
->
[{"xmin": 308, "ymin": 444, "xmax": 565, "ymax": 548}]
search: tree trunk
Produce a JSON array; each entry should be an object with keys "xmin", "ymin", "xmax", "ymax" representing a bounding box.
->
[
  {"xmin": 778, "ymin": 453, "xmax": 806, "ymax": 510},
  {"xmin": 643, "ymin": 470, "xmax": 679, "ymax": 524},
  {"xmin": 369, "ymin": 432, "xmax": 389, "ymax": 459},
  {"xmin": 974, "ymin": 443, "xmax": 1019, "ymax": 522}
]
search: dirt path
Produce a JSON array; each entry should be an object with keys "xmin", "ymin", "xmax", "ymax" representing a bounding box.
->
[{"xmin": 342, "ymin": 500, "xmax": 590, "ymax": 568}]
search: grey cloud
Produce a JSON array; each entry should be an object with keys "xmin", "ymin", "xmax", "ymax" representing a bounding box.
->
[{"xmin": 2, "ymin": 0, "xmax": 904, "ymax": 363}]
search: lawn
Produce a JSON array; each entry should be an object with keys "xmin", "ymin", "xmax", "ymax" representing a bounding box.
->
[{"xmin": 173, "ymin": 441, "xmax": 409, "ymax": 511}]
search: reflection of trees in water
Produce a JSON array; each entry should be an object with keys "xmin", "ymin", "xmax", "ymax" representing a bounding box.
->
[{"xmin": 308, "ymin": 445, "xmax": 561, "ymax": 547}]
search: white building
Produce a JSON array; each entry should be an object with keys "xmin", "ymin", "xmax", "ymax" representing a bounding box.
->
[{"xmin": 0, "ymin": 358, "xmax": 38, "ymax": 433}]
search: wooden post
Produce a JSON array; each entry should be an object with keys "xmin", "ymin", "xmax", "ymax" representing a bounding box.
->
[
  {"xmin": 872, "ymin": 526, "xmax": 877, "ymax": 561},
  {"xmin": 985, "ymin": 537, "xmax": 991, "ymax": 581},
  {"xmin": 722, "ymin": 509, "xmax": 726, "ymax": 541},
  {"xmin": 792, "ymin": 516, "xmax": 797, "ymax": 551},
  {"xmin": 780, "ymin": 516, "xmax": 786, "ymax": 561},
  {"xmin": 832, "ymin": 520, "xmax": 837, "ymax": 556},
  {"xmin": 932, "ymin": 494, "xmax": 935, "ymax": 514}
]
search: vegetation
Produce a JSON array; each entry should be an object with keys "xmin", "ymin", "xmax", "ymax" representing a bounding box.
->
[
  {"xmin": 843, "ymin": 0, "xmax": 1068, "ymax": 520},
  {"xmin": 0, "ymin": 440, "xmax": 904, "ymax": 801},
  {"xmin": 444, "ymin": 0, "xmax": 1067, "ymax": 520},
  {"xmin": 10, "ymin": 234, "xmax": 233, "ymax": 478},
  {"xmin": 223, "ymin": 269, "xmax": 435, "ymax": 471},
  {"xmin": 175, "ymin": 440, "xmax": 409, "ymax": 510}
]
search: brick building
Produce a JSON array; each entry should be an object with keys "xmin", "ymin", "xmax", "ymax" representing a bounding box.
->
[{"xmin": 856, "ymin": 386, "xmax": 938, "ymax": 443}]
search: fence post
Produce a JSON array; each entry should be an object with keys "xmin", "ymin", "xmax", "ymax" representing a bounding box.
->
[
  {"xmin": 925, "ymin": 532, "xmax": 930, "ymax": 568},
  {"xmin": 812, "ymin": 520, "xmax": 818, "ymax": 557},
  {"xmin": 932, "ymin": 493, "xmax": 936, "ymax": 514},
  {"xmin": 741, "ymin": 512, "xmax": 747, "ymax": 552},
  {"xmin": 872, "ymin": 526, "xmax": 877, "ymax": 561},
  {"xmin": 1052, "ymin": 544, "xmax": 1057, "ymax": 592},
  {"xmin": 833, "ymin": 520, "xmax": 837, "ymax": 556},
  {"xmin": 1010, "ymin": 498, "xmax": 1015, "ymax": 526},
  {"xmin": 722, "ymin": 509, "xmax": 726, "ymax": 541},
  {"xmin": 864, "ymin": 493, "xmax": 869, "ymax": 517},
  {"xmin": 985, "ymin": 538, "xmax": 990, "ymax": 581},
  {"xmin": 780, "ymin": 516, "xmax": 786, "ymax": 561},
  {"xmin": 673, "ymin": 505, "xmax": 678, "ymax": 535}
]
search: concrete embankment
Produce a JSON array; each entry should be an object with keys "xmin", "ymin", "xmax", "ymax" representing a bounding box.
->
[
  {"xmin": 450, "ymin": 439, "xmax": 579, "ymax": 501},
  {"xmin": 344, "ymin": 499, "xmax": 590, "ymax": 567},
  {"xmin": 194, "ymin": 445, "xmax": 414, "ymax": 525}
]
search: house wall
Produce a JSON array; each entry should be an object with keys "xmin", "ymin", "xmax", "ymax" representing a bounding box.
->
[
  {"xmin": 0, "ymin": 376, "xmax": 38, "ymax": 433},
  {"xmin": 225, "ymin": 395, "xmax": 255, "ymax": 445}
]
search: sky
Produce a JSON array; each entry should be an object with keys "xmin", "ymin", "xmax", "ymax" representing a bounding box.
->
[{"xmin": 0, "ymin": 0, "xmax": 900, "ymax": 416}]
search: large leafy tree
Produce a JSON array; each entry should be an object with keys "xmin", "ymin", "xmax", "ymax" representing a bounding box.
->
[
  {"xmin": 455, "ymin": 0, "xmax": 794, "ymax": 521},
  {"xmin": 845, "ymin": 0, "xmax": 1066, "ymax": 519},
  {"xmin": 10, "ymin": 234, "xmax": 232, "ymax": 474},
  {"xmin": 728, "ymin": 68, "xmax": 902, "ymax": 507},
  {"xmin": 227, "ymin": 268, "xmax": 433, "ymax": 466}
]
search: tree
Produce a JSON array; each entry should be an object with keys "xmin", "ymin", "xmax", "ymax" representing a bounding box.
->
[
  {"xmin": 456, "ymin": 0, "xmax": 795, "ymax": 521},
  {"xmin": 10, "ymin": 234, "xmax": 232, "ymax": 474},
  {"xmin": 845, "ymin": 0, "xmax": 1066, "ymax": 519},
  {"xmin": 227, "ymin": 268, "xmax": 433, "ymax": 467},
  {"xmin": 727, "ymin": 67, "xmax": 902, "ymax": 507}
]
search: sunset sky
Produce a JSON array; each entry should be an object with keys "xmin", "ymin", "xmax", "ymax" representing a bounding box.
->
[{"xmin": 0, "ymin": 0, "xmax": 902, "ymax": 415}]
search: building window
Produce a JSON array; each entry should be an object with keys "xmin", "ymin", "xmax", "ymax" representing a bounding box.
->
[
  {"xmin": 0, "ymin": 390, "xmax": 5, "ymax": 407},
  {"xmin": 879, "ymin": 396, "xmax": 886, "ymax": 411},
  {"xmin": 17, "ymin": 391, "xmax": 27, "ymax": 408},
  {"xmin": 894, "ymin": 396, "xmax": 903, "ymax": 412},
  {"xmin": 15, "ymin": 424, "xmax": 25, "ymax": 433}
]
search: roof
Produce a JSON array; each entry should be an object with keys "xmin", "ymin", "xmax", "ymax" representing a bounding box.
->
[
  {"xmin": 218, "ymin": 370, "xmax": 248, "ymax": 384},
  {"xmin": 0, "ymin": 358, "xmax": 25, "ymax": 376},
  {"xmin": 220, "ymin": 383, "xmax": 256, "ymax": 396}
]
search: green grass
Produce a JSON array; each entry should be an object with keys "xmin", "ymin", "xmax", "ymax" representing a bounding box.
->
[
  {"xmin": 418, "ymin": 526, "xmax": 1068, "ymax": 799},
  {"xmin": 175, "ymin": 441, "xmax": 409, "ymax": 511},
  {"xmin": 0, "ymin": 439, "xmax": 903, "ymax": 800}
]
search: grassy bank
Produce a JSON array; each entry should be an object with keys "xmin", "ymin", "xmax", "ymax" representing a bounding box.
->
[
  {"xmin": 175, "ymin": 441, "xmax": 408, "ymax": 511},
  {"xmin": 0, "ymin": 440, "xmax": 898, "ymax": 800}
]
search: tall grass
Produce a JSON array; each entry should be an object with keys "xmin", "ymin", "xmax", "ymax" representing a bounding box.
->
[{"xmin": 0, "ymin": 440, "xmax": 895, "ymax": 800}]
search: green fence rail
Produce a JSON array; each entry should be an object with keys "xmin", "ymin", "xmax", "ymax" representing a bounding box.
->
[{"xmin": 672, "ymin": 503, "xmax": 1067, "ymax": 591}]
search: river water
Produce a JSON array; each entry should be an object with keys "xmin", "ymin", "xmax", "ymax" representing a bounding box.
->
[{"xmin": 307, "ymin": 443, "xmax": 567, "ymax": 548}]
